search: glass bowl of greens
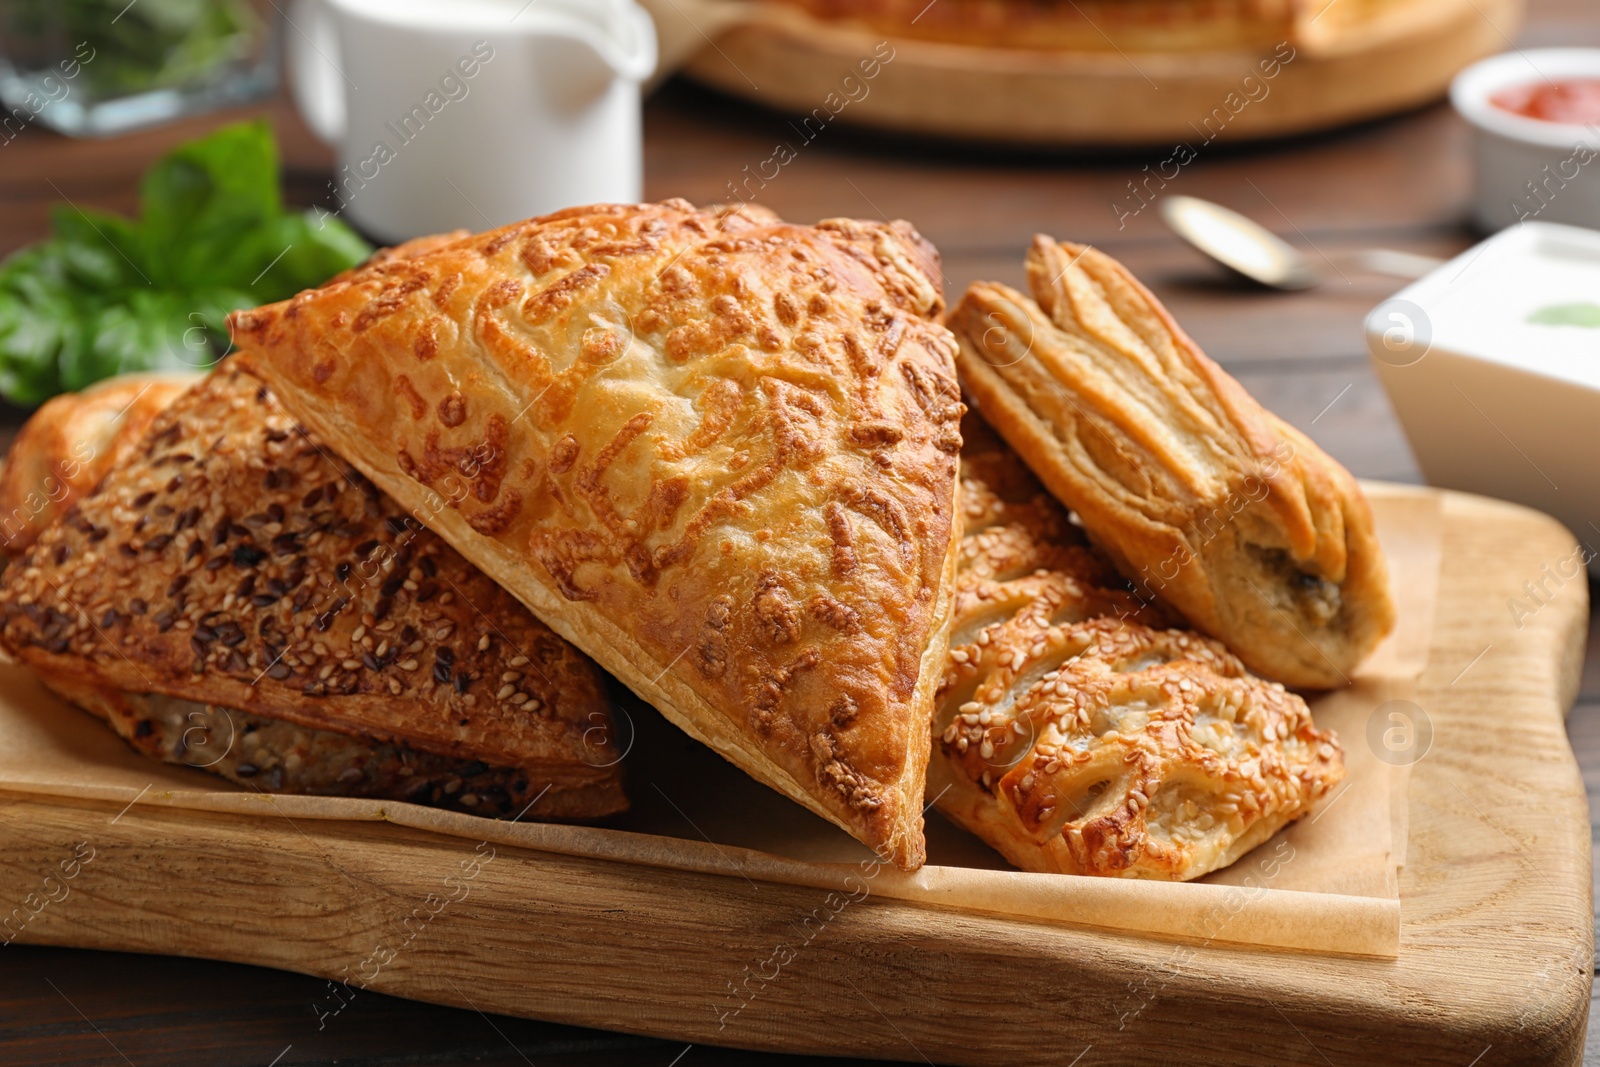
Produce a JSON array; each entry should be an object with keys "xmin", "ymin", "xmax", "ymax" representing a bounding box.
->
[{"xmin": 0, "ymin": 0, "xmax": 278, "ymax": 137}]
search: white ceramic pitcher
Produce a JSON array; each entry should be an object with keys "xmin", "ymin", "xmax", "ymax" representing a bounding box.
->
[{"xmin": 288, "ymin": 0, "xmax": 657, "ymax": 243}]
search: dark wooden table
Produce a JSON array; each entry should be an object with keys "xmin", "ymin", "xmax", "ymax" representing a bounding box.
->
[{"xmin": 3, "ymin": 1, "xmax": 1599, "ymax": 1061}]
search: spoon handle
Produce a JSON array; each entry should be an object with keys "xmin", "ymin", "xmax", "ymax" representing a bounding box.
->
[{"xmin": 1325, "ymin": 248, "xmax": 1444, "ymax": 279}]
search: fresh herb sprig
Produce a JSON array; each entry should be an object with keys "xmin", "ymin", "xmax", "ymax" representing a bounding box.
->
[{"xmin": 0, "ymin": 120, "xmax": 371, "ymax": 404}]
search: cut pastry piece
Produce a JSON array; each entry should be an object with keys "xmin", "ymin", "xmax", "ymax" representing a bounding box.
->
[
  {"xmin": 932, "ymin": 420, "xmax": 1344, "ymax": 879},
  {"xmin": 0, "ymin": 361, "xmax": 626, "ymax": 820},
  {"xmin": 230, "ymin": 200, "xmax": 965, "ymax": 869},
  {"xmin": 0, "ymin": 370, "xmax": 200, "ymax": 556},
  {"xmin": 948, "ymin": 236, "xmax": 1394, "ymax": 688}
]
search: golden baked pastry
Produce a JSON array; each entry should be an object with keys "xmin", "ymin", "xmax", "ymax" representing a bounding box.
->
[
  {"xmin": 948, "ymin": 237, "xmax": 1394, "ymax": 688},
  {"xmin": 767, "ymin": 0, "xmax": 1397, "ymax": 52},
  {"xmin": 229, "ymin": 201, "xmax": 964, "ymax": 869},
  {"xmin": 931, "ymin": 417, "xmax": 1344, "ymax": 879},
  {"xmin": 0, "ymin": 361, "xmax": 626, "ymax": 820},
  {"xmin": 0, "ymin": 370, "xmax": 199, "ymax": 556}
]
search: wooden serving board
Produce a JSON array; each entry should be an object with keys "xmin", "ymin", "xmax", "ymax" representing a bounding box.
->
[
  {"xmin": 0, "ymin": 486, "xmax": 1589, "ymax": 1066},
  {"xmin": 661, "ymin": 0, "xmax": 1523, "ymax": 146}
]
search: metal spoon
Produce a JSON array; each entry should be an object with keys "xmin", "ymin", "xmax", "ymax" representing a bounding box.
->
[{"xmin": 1159, "ymin": 195, "xmax": 1443, "ymax": 290}]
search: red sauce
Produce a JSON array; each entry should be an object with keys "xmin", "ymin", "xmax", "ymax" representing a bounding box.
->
[{"xmin": 1490, "ymin": 77, "xmax": 1600, "ymax": 125}]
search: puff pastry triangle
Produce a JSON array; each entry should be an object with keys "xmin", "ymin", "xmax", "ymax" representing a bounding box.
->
[
  {"xmin": 0, "ymin": 361, "xmax": 627, "ymax": 819},
  {"xmin": 230, "ymin": 202, "xmax": 965, "ymax": 868}
]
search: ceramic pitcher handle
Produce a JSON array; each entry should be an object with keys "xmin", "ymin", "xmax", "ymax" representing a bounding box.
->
[{"xmin": 287, "ymin": 0, "xmax": 348, "ymax": 146}]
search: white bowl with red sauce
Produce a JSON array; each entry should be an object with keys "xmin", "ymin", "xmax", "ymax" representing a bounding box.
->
[{"xmin": 1450, "ymin": 49, "xmax": 1600, "ymax": 232}]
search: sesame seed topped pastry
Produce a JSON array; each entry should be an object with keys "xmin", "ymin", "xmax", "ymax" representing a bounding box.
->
[
  {"xmin": 0, "ymin": 370, "xmax": 200, "ymax": 557},
  {"xmin": 948, "ymin": 237, "xmax": 1394, "ymax": 689},
  {"xmin": 931, "ymin": 418, "xmax": 1344, "ymax": 880},
  {"xmin": 229, "ymin": 201, "xmax": 965, "ymax": 870},
  {"xmin": 0, "ymin": 361, "xmax": 626, "ymax": 820}
]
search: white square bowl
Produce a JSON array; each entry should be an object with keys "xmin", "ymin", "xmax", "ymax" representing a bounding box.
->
[{"xmin": 1366, "ymin": 221, "xmax": 1600, "ymax": 572}]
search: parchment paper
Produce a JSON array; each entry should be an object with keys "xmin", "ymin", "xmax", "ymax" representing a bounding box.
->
[{"xmin": 0, "ymin": 484, "xmax": 1441, "ymax": 958}]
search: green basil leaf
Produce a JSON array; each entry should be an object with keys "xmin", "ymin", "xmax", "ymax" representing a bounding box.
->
[
  {"xmin": 139, "ymin": 119, "xmax": 281, "ymax": 288},
  {"xmin": 0, "ymin": 299, "xmax": 69, "ymax": 406},
  {"xmin": 0, "ymin": 243, "xmax": 76, "ymax": 404},
  {"xmin": 47, "ymin": 204, "xmax": 148, "ymax": 292},
  {"xmin": 0, "ymin": 120, "xmax": 372, "ymax": 405},
  {"xmin": 247, "ymin": 212, "xmax": 372, "ymax": 302},
  {"xmin": 70, "ymin": 290, "xmax": 205, "ymax": 390}
]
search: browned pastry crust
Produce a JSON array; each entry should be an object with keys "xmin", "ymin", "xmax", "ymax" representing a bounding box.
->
[
  {"xmin": 766, "ymin": 0, "xmax": 1395, "ymax": 51},
  {"xmin": 229, "ymin": 200, "xmax": 964, "ymax": 870},
  {"xmin": 0, "ymin": 371, "xmax": 200, "ymax": 556},
  {"xmin": 330, "ymin": 230, "xmax": 473, "ymax": 282},
  {"xmin": 931, "ymin": 418, "xmax": 1344, "ymax": 879},
  {"xmin": 948, "ymin": 237, "xmax": 1394, "ymax": 688},
  {"xmin": 0, "ymin": 361, "xmax": 626, "ymax": 821},
  {"xmin": 776, "ymin": 0, "xmax": 1291, "ymax": 50}
]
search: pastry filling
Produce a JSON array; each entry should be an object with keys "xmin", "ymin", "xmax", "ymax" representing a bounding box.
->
[
  {"xmin": 1247, "ymin": 544, "xmax": 1342, "ymax": 628},
  {"xmin": 89, "ymin": 689, "xmax": 552, "ymax": 818}
]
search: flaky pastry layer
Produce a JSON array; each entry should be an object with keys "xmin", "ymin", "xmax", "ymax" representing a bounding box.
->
[
  {"xmin": 948, "ymin": 237, "xmax": 1394, "ymax": 687},
  {"xmin": 231, "ymin": 201, "xmax": 964, "ymax": 869}
]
